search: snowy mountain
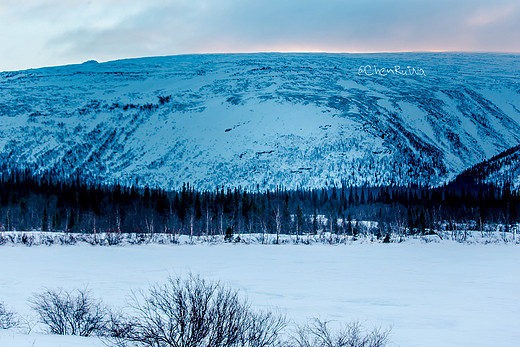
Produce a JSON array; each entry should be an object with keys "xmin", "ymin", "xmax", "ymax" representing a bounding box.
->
[
  {"xmin": 1, "ymin": 53, "xmax": 519, "ymax": 190},
  {"xmin": 452, "ymin": 144, "xmax": 520, "ymax": 190}
]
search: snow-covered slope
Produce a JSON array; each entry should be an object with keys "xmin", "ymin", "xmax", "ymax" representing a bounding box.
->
[
  {"xmin": 452, "ymin": 144, "xmax": 520, "ymax": 190},
  {"xmin": 1, "ymin": 53, "xmax": 519, "ymax": 190}
]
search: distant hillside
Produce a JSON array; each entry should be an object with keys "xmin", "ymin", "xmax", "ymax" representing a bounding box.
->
[
  {"xmin": 1, "ymin": 53, "xmax": 519, "ymax": 190},
  {"xmin": 451, "ymin": 145, "xmax": 520, "ymax": 190}
]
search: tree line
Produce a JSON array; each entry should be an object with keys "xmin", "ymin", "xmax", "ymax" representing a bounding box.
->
[{"xmin": 0, "ymin": 168, "xmax": 518, "ymax": 240}]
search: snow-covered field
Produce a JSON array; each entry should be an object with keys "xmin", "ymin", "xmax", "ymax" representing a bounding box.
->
[{"xmin": 0, "ymin": 242, "xmax": 519, "ymax": 346}]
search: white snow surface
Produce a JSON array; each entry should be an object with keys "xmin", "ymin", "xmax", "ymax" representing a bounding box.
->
[{"xmin": 0, "ymin": 242, "xmax": 519, "ymax": 347}]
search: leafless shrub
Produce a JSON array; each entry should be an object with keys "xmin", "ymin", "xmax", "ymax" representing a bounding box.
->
[
  {"xmin": 0, "ymin": 301, "xmax": 18, "ymax": 329},
  {"xmin": 18, "ymin": 314, "xmax": 37, "ymax": 335},
  {"xmin": 290, "ymin": 319, "xmax": 390, "ymax": 347},
  {"xmin": 58, "ymin": 233, "xmax": 77, "ymax": 245},
  {"xmin": 29, "ymin": 287, "xmax": 108, "ymax": 336},
  {"xmin": 106, "ymin": 231, "xmax": 122, "ymax": 246},
  {"xmin": 241, "ymin": 310, "xmax": 287, "ymax": 347},
  {"xmin": 103, "ymin": 310, "xmax": 135, "ymax": 347},
  {"xmin": 25, "ymin": 279, "xmax": 390, "ymax": 347},
  {"xmin": 21, "ymin": 233, "xmax": 34, "ymax": 246},
  {"xmin": 112, "ymin": 274, "xmax": 286, "ymax": 347}
]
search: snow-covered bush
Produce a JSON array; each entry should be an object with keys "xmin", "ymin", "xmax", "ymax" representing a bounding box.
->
[
  {"xmin": 29, "ymin": 288, "xmax": 108, "ymax": 336},
  {"xmin": 0, "ymin": 301, "xmax": 18, "ymax": 329}
]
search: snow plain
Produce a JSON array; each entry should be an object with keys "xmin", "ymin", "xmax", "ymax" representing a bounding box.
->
[{"xmin": 0, "ymin": 242, "xmax": 519, "ymax": 347}]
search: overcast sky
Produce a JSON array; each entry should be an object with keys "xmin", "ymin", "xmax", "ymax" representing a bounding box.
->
[{"xmin": 1, "ymin": 0, "xmax": 519, "ymax": 71}]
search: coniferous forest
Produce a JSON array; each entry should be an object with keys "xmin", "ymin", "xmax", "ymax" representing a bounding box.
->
[{"xmin": 0, "ymin": 167, "xmax": 518, "ymax": 241}]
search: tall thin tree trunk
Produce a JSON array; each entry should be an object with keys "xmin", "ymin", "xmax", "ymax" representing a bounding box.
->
[
  {"xmin": 190, "ymin": 212, "xmax": 194, "ymax": 242},
  {"xmin": 275, "ymin": 206, "xmax": 281, "ymax": 245},
  {"xmin": 206, "ymin": 207, "xmax": 210, "ymax": 237}
]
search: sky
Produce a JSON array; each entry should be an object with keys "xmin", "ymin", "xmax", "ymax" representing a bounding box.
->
[{"xmin": 1, "ymin": 0, "xmax": 519, "ymax": 71}]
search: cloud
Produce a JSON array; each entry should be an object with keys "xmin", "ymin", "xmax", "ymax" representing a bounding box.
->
[
  {"xmin": 1, "ymin": 0, "xmax": 519, "ymax": 71},
  {"xmin": 467, "ymin": 3, "xmax": 520, "ymax": 27}
]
